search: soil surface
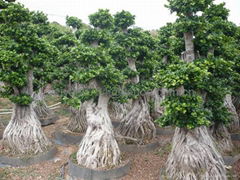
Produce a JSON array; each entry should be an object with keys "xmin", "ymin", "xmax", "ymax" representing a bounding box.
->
[{"xmin": 0, "ymin": 106, "xmax": 240, "ymax": 179}]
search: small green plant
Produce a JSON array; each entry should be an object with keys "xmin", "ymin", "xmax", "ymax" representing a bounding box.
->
[{"xmin": 70, "ymin": 152, "xmax": 77, "ymax": 164}]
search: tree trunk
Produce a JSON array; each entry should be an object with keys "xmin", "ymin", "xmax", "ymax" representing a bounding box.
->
[
  {"xmin": 232, "ymin": 96, "xmax": 240, "ymax": 120},
  {"xmin": 108, "ymin": 101, "xmax": 132, "ymax": 122},
  {"xmin": 3, "ymin": 104, "xmax": 51, "ymax": 154},
  {"xmin": 2, "ymin": 71, "xmax": 50, "ymax": 154},
  {"xmin": 183, "ymin": 31, "xmax": 195, "ymax": 63},
  {"xmin": 67, "ymin": 83, "xmax": 89, "ymax": 133},
  {"xmin": 32, "ymin": 88, "xmax": 56, "ymax": 125},
  {"xmin": 150, "ymin": 88, "xmax": 164, "ymax": 120},
  {"xmin": 210, "ymin": 123, "xmax": 233, "ymax": 153},
  {"xmin": 77, "ymin": 94, "xmax": 121, "ymax": 169},
  {"xmin": 67, "ymin": 103, "xmax": 87, "ymax": 133},
  {"xmin": 224, "ymin": 94, "xmax": 239, "ymax": 130},
  {"xmin": 165, "ymin": 127, "xmax": 227, "ymax": 180},
  {"xmin": 165, "ymin": 30, "xmax": 227, "ymax": 179},
  {"xmin": 151, "ymin": 56, "xmax": 168, "ymax": 120},
  {"xmin": 118, "ymin": 96, "xmax": 156, "ymax": 143},
  {"xmin": 128, "ymin": 58, "xmax": 139, "ymax": 83}
]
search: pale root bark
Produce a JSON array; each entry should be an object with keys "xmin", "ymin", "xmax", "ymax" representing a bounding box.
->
[
  {"xmin": 210, "ymin": 123, "xmax": 233, "ymax": 153},
  {"xmin": 3, "ymin": 104, "xmax": 51, "ymax": 154},
  {"xmin": 108, "ymin": 101, "xmax": 132, "ymax": 122},
  {"xmin": 166, "ymin": 127, "xmax": 227, "ymax": 180},
  {"xmin": 77, "ymin": 94, "xmax": 121, "ymax": 169},
  {"xmin": 128, "ymin": 58, "xmax": 139, "ymax": 83},
  {"xmin": 165, "ymin": 30, "xmax": 227, "ymax": 179},
  {"xmin": 224, "ymin": 94, "xmax": 239, "ymax": 130},
  {"xmin": 2, "ymin": 71, "xmax": 50, "ymax": 154},
  {"xmin": 182, "ymin": 32, "xmax": 195, "ymax": 63},
  {"xmin": 118, "ymin": 57, "xmax": 156, "ymax": 142},
  {"xmin": 67, "ymin": 103, "xmax": 87, "ymax": 133},
  {"xmin": 151, "ymin": 56, "xmax": 168, "ymax": 119},
  {"xmin": 67, "ymin": 83, "xmax": 89, "ymax": 133},
  {"xmin": 118, "ymin": 96, "xmax": 156, "ymax": 142},
  {"xmin": 232, "ymin": 96, "xmax": 240, "ymax": 119},
  {"xmin": 32, "ymin": 88, "xmax": 56, "ymax": 124},
  {"xmin": 149, "ymin": 88, "xmax": 164, "ymax": 120}
]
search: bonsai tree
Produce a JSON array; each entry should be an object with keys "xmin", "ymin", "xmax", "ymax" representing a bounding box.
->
[
  {"xmin": 63, "ymin": 16, "xmax": 89, "ymax": 133},
  {"xmin": 152, "ymin": 23, "xmax": 185, "ymax": 120},
  {"xmin": 66, "ymin": 15, "xmax": 90, "ymax": 40},
  {"xmin": 51, "ymin": 24, "xmax": 88, "ymax": 132},
  {"xmin": 30, "ymin": 11, "xmax": 59, "ymax": 126},
  {"xmin": 114, "ymin": 11, "xmax": 157, "ymax": 143},
  {"xmin": 155, "ymin": 0, "xmax": 227, "ymax": 179},
  {"xmin": 66, "ymin": 9, "xmax": 125, "ymax": 168},
  {"xmin": 0, "ymin": 3, "xmax": 55, "ymax": 154},
  {"xmin": 232, "ymin": 26, "xmax": 240, "ymax": 120},
  {"xmin": 107, "ymin": 10, "xmax": 136, "ymax": 122},
  {"xmin": 194, "ymin": 2, "xmax": 238, "ymax": 152},
  {"xmin": 66, "ymin": 16, "xmax": 83, "ymax": 31}
]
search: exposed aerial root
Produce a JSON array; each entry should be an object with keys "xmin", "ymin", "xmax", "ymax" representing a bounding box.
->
[
  {"xmin": 3, "ymin": 104, "xmax": 51, "ymax": 154},
  {"xmin": 165, "ymin": 126, "xmax": 227, "ymax": 180},
  {"xmin": 77, "ymin": 95, "xmax": 121, "ymax": 169},
  {"xmin": 210, "ymin": 123, "xmax": 233, "ymax": 154},
  {"xmin": 118, "ymin": 96, "xmax": 156, "ymax": 143},
  {"xmin": 67, "ymin": 104, "xmax": 87, "ymax": 133}
]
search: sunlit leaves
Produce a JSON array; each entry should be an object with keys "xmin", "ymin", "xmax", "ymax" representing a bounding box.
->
[
  {"xmin": 155, "ymin": 60, "xmax": 210, "ymax": 89},
  {"xmin": 156, "ymin": 94, "xmax": 211, "ymax": 129}
]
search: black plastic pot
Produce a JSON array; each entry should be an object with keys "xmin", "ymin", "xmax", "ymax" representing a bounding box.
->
[
  {"xmin": 0, "ymin": 146, "xmax": 57, "ymax": 167},
  {"xmin": 53, "ymin": 130, "xmax": 83, "ymax": 146},
  {"xmin": 68, "ymin": 158, "xmax": 130, "ymax": 180}
]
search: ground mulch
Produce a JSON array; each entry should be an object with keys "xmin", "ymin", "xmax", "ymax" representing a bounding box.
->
[{"xmin": 0, "ymin": 115, "xmax": 240, "ymax": 180}]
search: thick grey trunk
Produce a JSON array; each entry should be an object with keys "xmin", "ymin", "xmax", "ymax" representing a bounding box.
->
[
  {"xmin": 176, "ymin": 85, "xmax": 185, "ymax": 96},
  {"xmin": 210, "ymin": 123, "xmax": 233, "ymax": 153},
  {"xmin": 208, "ymin": 48, "xmax": 215, "ymax": 56},
  {"xmin": 162, "ymin": 55, "xmax": 168, "ymax": 64},
  {"xmin": 3, "ymin": 104, "xmax": 51, "ymax": 154},
  {"xmin": 77, "ymin": 94, "xmax": 121, "ymax": 169},
  {"xmin": 183, "ymin": 32, "xmax": 195, "ymax": 63},
  {"xmin": 232, "ymin": 96, "xmax": 240, "ymax": 119},
  {"xmin": 67, "ymin": 83, "xmax": 89, "ymax": 132},
  {"xmin": 2, "ymin": 71, "xmax": 50, "ymax": 154},
  {"xmin": 127, "ymin": 58, "xmax": 139, "ymax": 83},
  {"xmin": 108, "ymin": 101, "xmax": 132, "ymax": 122},
  {"xmin": 165, "ymin": 31, "xmax": 226, "ymax": 179},
  {"xmin": 118, "ymin": 96, "xmax": 156, "ymax": 143},
  {"xmin": 32, "ymin": 88, "xmax": 55, "ymax": 124},
  {"xmin": 166, "ymin": 127, "xmax": 227, "ymax": 180},
  {"xmin": 67, "ymin": 103, "xmax": 87, "ymax": 133},
  {"xmin": 224, "ymin": 94, "xmax": 239, "ymax": 130},
  {"xmin": 153, "ymin": 56, "xmax": 168, "ymax": 119},
  {"xmin": 150, "ymin": 88, "xmax": 164, "ymax": 120}
]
